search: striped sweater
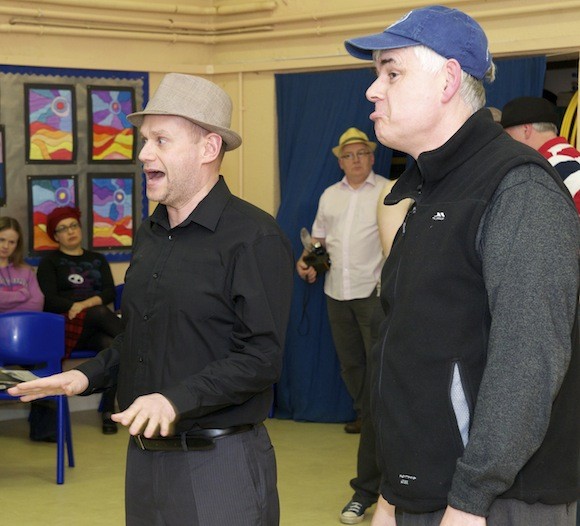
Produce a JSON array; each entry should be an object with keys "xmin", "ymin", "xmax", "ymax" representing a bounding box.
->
[{"xmin": 538, "ymin": 135, "xmax": 580, "ymax": 213}]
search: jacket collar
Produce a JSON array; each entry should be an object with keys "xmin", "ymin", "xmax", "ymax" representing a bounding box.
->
[{"xmin": 387, "ymin": 108, "xmax": 503, "ymax": 204}]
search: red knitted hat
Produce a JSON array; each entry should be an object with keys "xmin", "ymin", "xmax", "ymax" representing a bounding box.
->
[{"xmin": 46, "ymin": 206, "xmax": 81, "ymax": 241}]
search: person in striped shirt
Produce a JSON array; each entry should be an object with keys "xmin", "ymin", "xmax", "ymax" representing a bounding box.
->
[{"xmin": 501, "ymin": 95, "xmax": 580, "ymax": 213}]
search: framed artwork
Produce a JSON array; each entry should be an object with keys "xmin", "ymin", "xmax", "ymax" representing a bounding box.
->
[
  {"xmin": 27, "ymin": 175, "xmax": 78, "ymax": 254},
  {"xmin": 0, "ymin": 126, "xmax": 5, "ymax": 206},
  {"xmin": 88, "ymin": 86, "xmax": 136, "ymax": 163},
  {"xmin": 88, "ymin": 174, "xmax": 134, "ymax": 250},
  {"xmin": 25, "ymin": 84, "xmax": 77, "ymax": 163}
]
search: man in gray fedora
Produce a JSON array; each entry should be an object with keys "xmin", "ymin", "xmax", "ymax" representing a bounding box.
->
[{"xmin": 10, "ymin": 73, "xmax": 294, "ymax": 526}]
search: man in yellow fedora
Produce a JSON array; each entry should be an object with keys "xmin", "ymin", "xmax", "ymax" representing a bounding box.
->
[{"xmin": 297, "ymin": 126, "xmax": 387, "ymax": 524}]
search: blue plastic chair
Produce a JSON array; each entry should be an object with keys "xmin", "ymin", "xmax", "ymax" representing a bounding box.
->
[
  {"xmin": 67, "ymin": 349, "xmax": 98, "ymax": 360},
  {"xmin": 114, "ymin": 283, "xmax": 124, "ymax": 313},
  {"xmin": 0, "ymin": 311, "xmax": 75, "ymax": 484}
]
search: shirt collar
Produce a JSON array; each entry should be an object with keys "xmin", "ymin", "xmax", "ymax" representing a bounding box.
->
[
  {"xmin": 150, "ymin": 175, "xmax": 232, "ymax": 232},
  {"xmin": 340, "ymin": 170, "xmax": 377, "ymax": 190}
]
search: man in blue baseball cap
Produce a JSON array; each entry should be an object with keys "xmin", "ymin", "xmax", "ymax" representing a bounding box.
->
[{"xmin": 345, "ymin": 5, "xmax": 580, "ymax": 526}]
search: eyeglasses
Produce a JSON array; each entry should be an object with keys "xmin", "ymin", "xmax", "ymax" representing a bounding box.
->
[
  {"xmin": 340, "ymin": 151, "xmax": 372, "ymax": 161},
  {"xmin": 54, "ymin": 222, "xmax": 80, "ymax": 234}
]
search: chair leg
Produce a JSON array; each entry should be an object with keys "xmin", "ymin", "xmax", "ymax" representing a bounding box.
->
[
  {"xmin": 56, "ymin": 396, "xmax": 65, "ymax": 484},
  {"xmin": 64, "ymin": 397, "xmax": 75, "ymax": 468}
]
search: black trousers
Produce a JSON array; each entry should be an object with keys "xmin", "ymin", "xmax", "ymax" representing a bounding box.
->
[
  {"xmin": 326, "ymin": 294, "xmax": 382, "ymax": 508},
  {"xmin": 326, "ymin": 294, "xmax": 378, "ymax": 415},
  {"xmin": 125, "ymin": 424, "xmax": 279, "ymax": 526}
]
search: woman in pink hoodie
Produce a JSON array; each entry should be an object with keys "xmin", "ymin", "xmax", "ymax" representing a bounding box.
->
[{"xmin": 0, "ymin": 216, "xmax": 44, "ymax": 312}]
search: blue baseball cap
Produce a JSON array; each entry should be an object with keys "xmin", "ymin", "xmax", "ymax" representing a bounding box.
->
[{"xmin": 345, "ymin": 5, "xmax": 492, "ymax": 80}]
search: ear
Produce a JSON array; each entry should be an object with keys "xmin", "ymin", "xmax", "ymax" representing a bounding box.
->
[
  {"xmin": 522, "ymin": 123, "xmax": 534, "ymax": 139},
  {"xmin": 441, "ymin": 58, "xmax": 462, "ymax": 103},
  {"xmin": 203, "ymin": 133, "xmax": 223, "ymax": 163}
]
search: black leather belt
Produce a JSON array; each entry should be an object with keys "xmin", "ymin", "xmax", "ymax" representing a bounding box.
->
[{"xmin": 133, "ymin": 424, "xmax": 254, "ymax": 452}]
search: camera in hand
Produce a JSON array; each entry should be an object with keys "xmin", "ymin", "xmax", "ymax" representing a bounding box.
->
[
  {"xmin": 300, "ymin": 227, "xmax": 331, "ymax": 275},
  {"xmin": 303, "ymin": 242, "xmax": 331, "ymax": 274}
]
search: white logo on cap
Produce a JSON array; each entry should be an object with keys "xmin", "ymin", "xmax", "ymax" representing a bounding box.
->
[{"xmin": 388, "ymin": 10, "xmax": 413, "ymax": 30}]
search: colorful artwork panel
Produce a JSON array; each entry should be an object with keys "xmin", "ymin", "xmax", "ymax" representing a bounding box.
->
[
  {"xmin": 25, "ymin": 84, "xmax": 76, "ymax": 163},
  {"xmin": 88, "ymin": 87, "xmax": 136, "ymax": 163},
  {"xmin": 27, "ymin": 176, "xmax": 77, "ymax": 254},
  {"xmin": 88, "ymin": 174, "xmax": 134, "ymax": 250},
  {"xmin": 0, "ymin": 126, "xmax": 5, "ymax": 206}
]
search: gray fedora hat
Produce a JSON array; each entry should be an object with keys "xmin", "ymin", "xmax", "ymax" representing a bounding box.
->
[{"xmin": 128, "ymin": 73, "xmax": 242, "ymax": 151}]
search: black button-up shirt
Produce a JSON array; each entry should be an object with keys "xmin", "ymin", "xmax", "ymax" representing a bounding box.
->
[{"xmin": 78, "ymin": 177, "xmax": 294, "ymax": 431}]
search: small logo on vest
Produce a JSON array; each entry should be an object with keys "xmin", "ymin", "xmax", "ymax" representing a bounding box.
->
[
  {"xmin": 432, "ymin": 211, "xmax": 446, "ymax": 221},
  {"xmin": 399, "ymin": 473, "xmax": 417, "ymax": 486}
]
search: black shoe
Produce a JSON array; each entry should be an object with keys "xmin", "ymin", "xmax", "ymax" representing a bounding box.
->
[
  {"xmin": 344, "ymin": 418, "xmax": 362, "ymax": 434},
  {"xmin": 102, "ymin": 414, "xmax": 118, "ymax": 435},
  {"xmin": 340, "ymin": 500, "xmax": 366, "ymax": 524},
  {"xmin": 31, "ymin": 434, "xmax": 57, "ymax": 443}
]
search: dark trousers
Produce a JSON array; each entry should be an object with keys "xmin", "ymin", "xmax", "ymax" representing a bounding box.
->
[
  {"xmin": 125, "ymin": 424, "xmax": 279, "ymax": 526},
  {"xmin": 326, "ymin": 294, "xmax": 379, "ymax": 415},
  {"xmin": 326, "ymin": 294, "xmax": 382, "ymax": 507}
]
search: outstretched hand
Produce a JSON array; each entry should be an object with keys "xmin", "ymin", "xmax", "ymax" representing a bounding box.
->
[
  {"xmin": 7, "ymin": 370, "xmax": 89, "ymax": 402},
  {"xmin": 112, "ymin": 393, "xmax": 177, "ymax": 438}
]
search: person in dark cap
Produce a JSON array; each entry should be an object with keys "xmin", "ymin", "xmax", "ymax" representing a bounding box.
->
[
  {"xmin": 11, "ymin": 73, "xmax": 293, "ymax": 526},
  {"xmin": 344, "ymin": 5, "xmax": 579, "ymax": 526},
  {"xmin": 501, "ymin": 96, "xmax": 580, "ymax": 213},
  {"xmin": 37, "ymin": 205, "xmax": 123, "ymax": 434}
]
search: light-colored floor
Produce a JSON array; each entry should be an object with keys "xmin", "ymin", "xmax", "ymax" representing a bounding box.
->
[{"xmin": 0, "ymin": 408, "xmax": 375, "ymax": 525}]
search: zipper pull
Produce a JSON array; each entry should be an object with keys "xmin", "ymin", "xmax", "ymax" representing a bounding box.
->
[{"xmin": 402, "ymin": 205, "xmax": 417, "ymax": 235}]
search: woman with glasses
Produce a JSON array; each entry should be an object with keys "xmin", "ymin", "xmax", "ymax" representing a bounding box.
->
[{"xmin": 37, "ymin": 206, "xmax": 123, "ymax": 434}]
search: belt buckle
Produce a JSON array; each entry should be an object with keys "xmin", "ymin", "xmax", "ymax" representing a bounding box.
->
[{"xmin": 135, "ymin": 434, "xmax": 146, "ymax": 450}]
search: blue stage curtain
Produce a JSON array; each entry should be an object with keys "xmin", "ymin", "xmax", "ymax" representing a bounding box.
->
[
  {"xmin": 275, "ymin": 68, "xmax": 392, "ymax": 422},
  {"xmin": 485, "ymin": 56, "xmax": 547, "ymax": 109},
  {"xmin": 274, "ymin": 57, "xmax": 545, "ymax": 422}
]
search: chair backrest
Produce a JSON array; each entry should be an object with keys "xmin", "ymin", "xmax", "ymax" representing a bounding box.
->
[
  {"xmin": 0, "ymin": 311, "xmax": 65, "ymax": 376},
  {"xmin": 114, "ymin": 283, "xmax": 124, "ymax": 312}
]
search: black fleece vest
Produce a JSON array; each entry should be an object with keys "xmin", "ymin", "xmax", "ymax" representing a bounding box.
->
[{"xmin": 375, "ymin": 109, "xmax": 579, "ymax": 512}]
